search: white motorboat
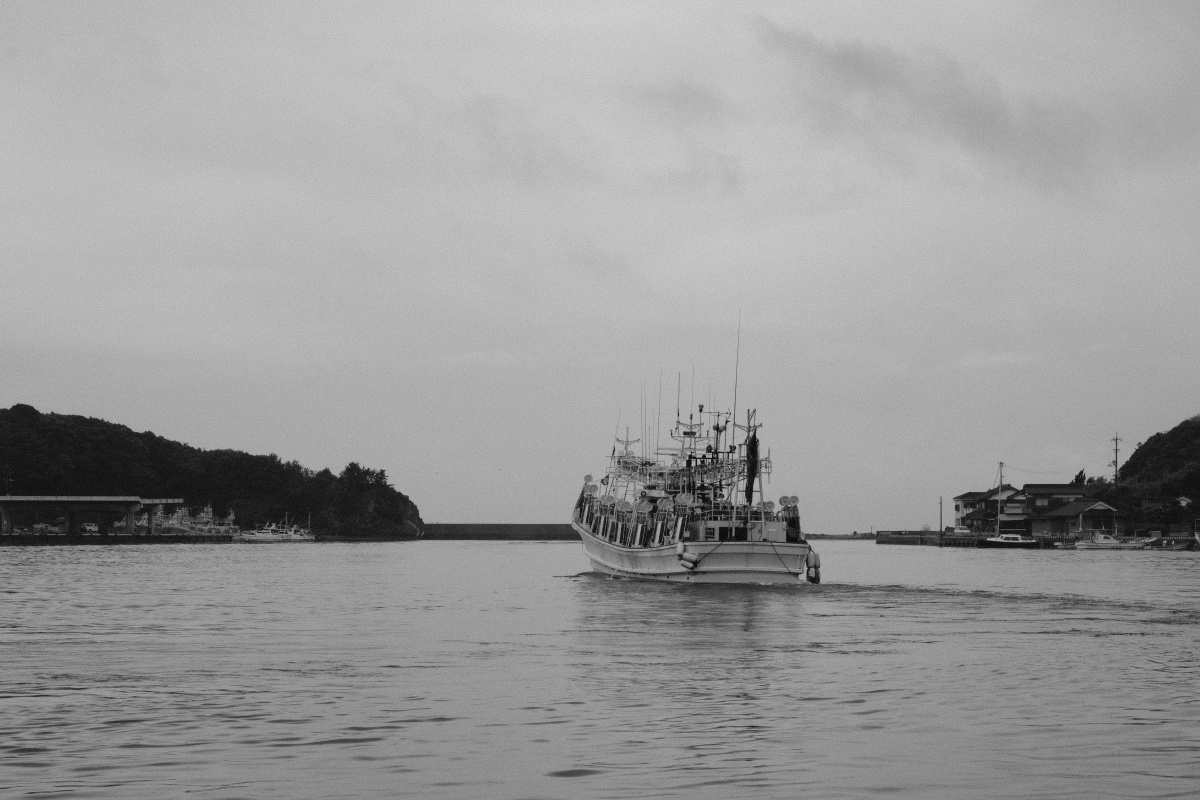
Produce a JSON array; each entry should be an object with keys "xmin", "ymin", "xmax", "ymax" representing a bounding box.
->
[
  {"xmin": 979, "ymin": 533, "xmax": 1040, "ymax": 549},
  {"xmin": 572, "ymin": 404, "xmax": 820, "ymax": 584}
]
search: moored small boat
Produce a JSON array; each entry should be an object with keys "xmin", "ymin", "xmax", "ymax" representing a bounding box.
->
[
  {"xmin": 1076, "ymin": 531, "xmax": 1147, "ymax": 550},
  {"xmin": 979, "ymin": 533, "xmax": 1040, "ymax": 549},
  {"xmin": 977, "ymin": 464, "xmax": 1039, "ymax": 550}
]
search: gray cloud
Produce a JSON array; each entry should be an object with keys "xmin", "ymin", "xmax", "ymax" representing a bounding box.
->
[
  {"xmin": 754, "ymin": 17, "xmax": 1097, "ymax": 190},
  {"xmin": 633, "ymin": 79, "xmax": 732, "ymax": 126}
]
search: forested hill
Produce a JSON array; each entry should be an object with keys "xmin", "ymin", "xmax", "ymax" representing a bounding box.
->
[
  {"xmin": 0, "ymin": 404, "xmax": 423, "ymax": 537},
  {"xmin": 1118, "ymin": 414, "xmax": 1200, "ymax": 499}
]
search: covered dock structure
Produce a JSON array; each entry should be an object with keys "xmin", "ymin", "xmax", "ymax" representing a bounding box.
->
[{"xmin": 0, "ymin": 496, "xmax": 184, "ymax": 537}]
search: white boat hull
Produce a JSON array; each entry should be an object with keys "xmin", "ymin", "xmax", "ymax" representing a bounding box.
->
[
  {"xmin": 574, "ymin": 521, "xmax": 813, "ymax": 584},
  {"xmin": 234, "ymin": 532, "xmax": 314, "ymax": 543},
  {"xmin": 1076, "ymin": 533, "xmax": 1148, "ymax": 550},
  {"xmin": 1076, "ymin": 541, "xmax": 1145, "ymax": 550}
]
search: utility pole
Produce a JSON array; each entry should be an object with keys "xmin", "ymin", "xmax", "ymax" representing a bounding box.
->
[
  {"xmin": 939, "ymin": 496, "xmax": 943, "ymax": 531},
  {"xmin": 997, "ymin": 462, "xmax": 1004, "ymax": 535},
  {"xmin": 1111, "ymin": 433, "xmax": 1121, "ymax": 485}
]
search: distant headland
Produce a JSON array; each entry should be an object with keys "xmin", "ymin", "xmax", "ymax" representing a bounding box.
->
[{"xmin": 0, "ymin": 404, "xmax": 423, "ymax": 539}]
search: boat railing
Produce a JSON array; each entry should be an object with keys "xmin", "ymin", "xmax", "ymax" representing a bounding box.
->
[
  {"xmin": 578, "ymin": 491, "xmax": 790, "ymax": 546},
  {"xmin": 697, "ymin": 506, "xmax": 779, "ymax": 522},
  {"xmin": 578, "ymin": 499, "xmax": 698, "ymax": 547}
]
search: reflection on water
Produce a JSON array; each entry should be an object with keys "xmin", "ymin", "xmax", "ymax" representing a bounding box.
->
[{"xmin": 1, "ymin": 541, "xmax": 1196, "ymax": 799}]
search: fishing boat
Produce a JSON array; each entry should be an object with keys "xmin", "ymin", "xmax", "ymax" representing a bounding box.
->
[
  {"xmin": 234, "ymin": 522, "xmax": 313, "ymax": 543},
  {"xmin": 979, "ymin": 533, "xmax": 1040, "ymax": 549},
  {"xmin": 234, "ymin": 524, "xmax": 290, "ymax": 543},
  {"xmin": 572, "ymin": 405, "xmax": 820, "ymax": 584},
  {"xmin": 232, "ymin": 508, "xmax": 316, "ymax": 543}
]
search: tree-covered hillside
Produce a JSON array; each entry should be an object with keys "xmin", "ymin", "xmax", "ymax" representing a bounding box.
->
[
  {"xmin": 0, "ymin": 404, "xmax": 422, "ymax": 537},
  {"xmin": 1118, "ymin": 414, "xmax": 1200, "ymax": 499}
]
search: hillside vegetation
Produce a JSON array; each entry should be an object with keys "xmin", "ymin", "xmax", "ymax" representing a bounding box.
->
[
  {"xmin": 1118, "ymin": 414, "xmax": 1200, "ymax": 500},
  {"xmin": 0, "ymin": 404, "xmax": 422, "ymax": 537}
]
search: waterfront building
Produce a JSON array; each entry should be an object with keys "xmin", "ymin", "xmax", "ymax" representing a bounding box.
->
[
  {"xmin": 953, "ymin": 484, "xmax": 1016, "ymax": 529},
  {"xmin": 1028, "ymin": 499, "xmax": 1126, "ymax": 537},
  {"xmin": 954, "ymin": 483, "xmax": 1123, "ymax": 537}
]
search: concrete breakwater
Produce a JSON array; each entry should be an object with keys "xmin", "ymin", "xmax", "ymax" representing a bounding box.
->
[
  {"xmin": 875, "ymin": 530, "xmax": 945, "ymax": 546},
  {"xmin": 877, "ymin": 530, "xmax": 1056, "ymax": 547},
  {"xmin": 423, "ymin": 524, "xmax": 576, "ymax": 540}
]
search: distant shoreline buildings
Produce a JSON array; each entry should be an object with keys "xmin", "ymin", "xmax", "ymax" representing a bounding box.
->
[{"xmin": 953, "ymin": 483, "xmax": 1196, "ymax": 538}]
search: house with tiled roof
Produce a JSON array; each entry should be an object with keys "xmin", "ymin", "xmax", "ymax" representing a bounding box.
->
[
  {"xmin": 963, "ymin": 489, "xmax": 1034, "ymax": 534},
  {"xmin": 953, "ymin": 484, "xmax": 1017, "ymax": 530},
  {"xmin": 1022, "ymin": 484, "xmax": 1088, "ymax": 511},
  {"xmin": 1029, "ymin": 499, "xmax": 1126, "ymax": 537}
]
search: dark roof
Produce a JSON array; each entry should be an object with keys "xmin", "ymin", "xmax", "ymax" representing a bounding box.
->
[
  {"xmin": 954, "ymin": 484, "xmax": 1016, "ymax": 500},
  {"xmin": 1023, "ymin": 484, "xmax": 1087, "ymax": 494},
  {"xmin": 1033, "ymin": 499, "xmax": 1123, "ymax": 518}
]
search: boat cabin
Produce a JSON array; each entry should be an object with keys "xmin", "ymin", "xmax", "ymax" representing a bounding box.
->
[{"xmin": 689, "ymin": 518, "xmax": 791, "ymax": 543}]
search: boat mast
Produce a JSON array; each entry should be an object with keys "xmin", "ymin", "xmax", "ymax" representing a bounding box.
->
[
  {"xmin": 731, "ymin": 313, "xmax": 740, "ymax": 450},
  {"xmin": 656, "ymin": 369, "xmax": 663, "ymax": 458}
]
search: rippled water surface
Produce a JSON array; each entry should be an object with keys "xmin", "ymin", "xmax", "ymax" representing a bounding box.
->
[{"xmin": 2, "ymin": 540, "xmax": 1197, "ymax": 799}]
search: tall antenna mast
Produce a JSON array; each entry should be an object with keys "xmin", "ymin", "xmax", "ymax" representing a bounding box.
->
[
  {"xmin": 1111, "ymin": 433, "xmax": 1121, "ymax": 485},
  {"xmin": 676, "ymin": 372, "xmax": 681, "ymax": 425}
]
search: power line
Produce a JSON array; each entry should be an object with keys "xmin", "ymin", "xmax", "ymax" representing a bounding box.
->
[{"xmin": 1002, "ymin": 464, "xmax": 1071, "ymax": 477}]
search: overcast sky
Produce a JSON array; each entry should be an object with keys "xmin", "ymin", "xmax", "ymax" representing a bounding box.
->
[{"xmin": 3, "ymin": 1, "xmax": 1199, "ymax": 531}]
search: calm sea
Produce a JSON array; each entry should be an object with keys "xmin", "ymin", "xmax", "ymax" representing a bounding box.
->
[{"xmin": 2, "ymin": 540, "xmax": 1197, "ymax": 799}]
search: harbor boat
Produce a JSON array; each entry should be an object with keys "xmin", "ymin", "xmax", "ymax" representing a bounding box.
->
[
  {"xmin": 1145, "ymin": 538, "xmax": 1192, "ymax": 551},
  {"xmin": 977, "ymin": 464, "xmax": 1039, "ymax": 549},
  {"xmin": 980, "ymin": 533, "xmax": 1040, "ymax": 549},
  {"xmin": 234, "ymin": 522, "xmax": 313, "ymax": 543},
  {"xmin": 1075, "ymin": 531, "xmax": 1146, "ymax": 550},
  {"xmin": 234, "ymin": 524, "xmax": 290, "ymax": 543},
  {"xmin": 283, "ymin": 525, "xmax": 315, "ymax": 542},
  {"xmin": 572, "ymin": 405, "xmax": 820, "ymax": 584},
  {"xmin": 979, "ymin": 462, "xmax": 1046, "ymax": 551}
]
